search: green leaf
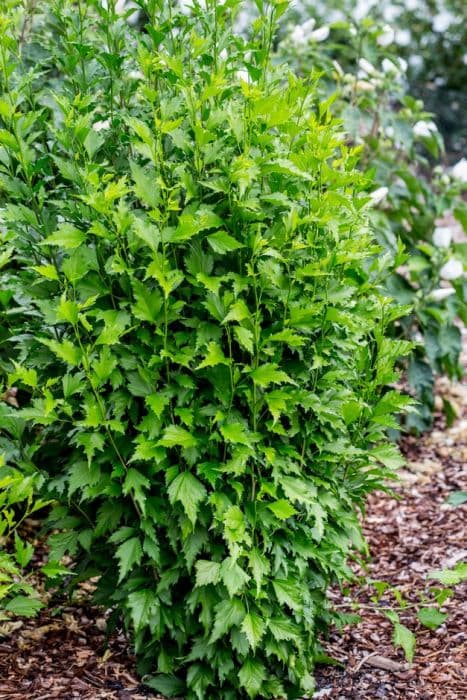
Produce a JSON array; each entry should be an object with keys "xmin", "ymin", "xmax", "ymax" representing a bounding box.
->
[
  {"xmin": 393, "ymin": 623, "xmax": 415, "ymax": 662},
  {"xmin": 172, "ymin": 207, "xmax": 223, "ymax": 243},
  {"xmin": 267, "ymin": 499, "xmax": 297, "ymax": 520},
  {"xmin": 127, "ymin": 589, "xmax": 157, "ymax": 632},
  {"xmin": 14, "ymin": 534, "xmax": 34, "ymax": 568},
  {"xmin": 220, "ymin": 556, "xmax": 250, "ymax": 597},
  {"xmin": 417, "ymin": 607, "xmax": 448, "ymax": 630},
  {"xmin": 268, "ymin": 617, "xmax": 301, "ymax": 643},
  {"xmin": 428, "ymin": 564, "xmax": 467, "ymax": 585},
  {"xmin": 272, "ymin": 578, "xmax": 302, "ymax": 611},
  {"xmin": 249, "ymin": 363, "xmax": 294, "ymax": 387},
  {"xmin": 40, "ymin": 223, "xmax": 86, "ymax": 249},
  {"xmin": 370, "ymin": 444, "xmax": 405, "ymax": 469},
  {"xmin": 234, "ymin": 326, "xmax": 254, "ymax": 353},
  {"xmin": 123, "ymin": 468, "xmax": 150, "ymax": 515},
  {"xmin": 207, "ymin": 231, "xmax": 244, "ymax": 254},
  {"xmin": 41, "ymin": 562, "xmax": 72, "ymax": 578},
  {"xmin": 4, "ymin": 595, "xmax": 43, "ymax": 617},
  {"xmin": 132, "ymin": 280, "xmax": 163, "ymax": 323},
  {"xmin": 210, "ymin": 598, "xmax": 245, "ymax": 643},
  {"xmin": 447, "ymin": 491, "xmax": 467, "ymax": 506},
  {"xmin": 223, "ymin": 300, "xmax": 251, "ymax": 324},
  {"xmin": 241, "ymin": 612, "xmax": 265, "ymax": 650},
  {"xmin": 144, "ymin": 675, "xmax": 186, "ymax": 697},
  {"xmin": 40, "ymin": 339, "xmax": 82, "ymax": 366},
  {"xmin": 116, "ymin": 537, "xmax": 142, "ymax": 582},
  {"xmin": 167, "ymin": 471, "xmax": 207, "ymax": 525},
  {"xmin": 159, "ymin": 425, "xmax": 198, "ymax": 449},
  {"xmin": 196, "ymin": 342, "xmax": 230, "ymax": 369},
  {"xmin": 220, "ymin": 423, "xmax": 252, "ymax": 447},
  {"xmin": 195, "ymin": 560, "xmax": 221, "ymax": 587},
  {"xmin": 238, "ymin": 658, "xmax": 266, "ymax": 698},
  {"xmin": 248, "ymin": 548, "xmax": 270, "ymax": 595}
]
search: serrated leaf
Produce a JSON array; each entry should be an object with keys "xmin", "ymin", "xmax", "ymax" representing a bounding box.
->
[
  {"xmin": 127, "ymin": 589, "xmax": 157, "ymax": 632},
  {"xmin": 417, "ymin": 607, "xmax": 447, "ymax": 630},
  {"xmin": 220, "ymin": 422, "xmax": 252, "ymax": 447},
  {"xmin": 196, "ymin": 342, "xmax": 230, "ymax": 369},
  {"xmin": 116, "ymin": 537, "xmax": 142, "ymax": 582},
  {"xmin": 272, "ymin": 578, "xmax": 302, "ymax": 611},
  {"xmin": 249, "ymin": 363, "xmax": 294, "ymax": 387},
  {"xmin": 4, "ymin": 595, "xmax": 43, "ymax": 617},
  {"xmin": 40, "ymin": 338, "xmax": 82, "ymax": 366},
  {"xmin": 220, "ymin": 556, "xmax": 250, "ymax": 597},
  {"xmin": 223, "ymin": 300, "xmax": 251, "ymax": 324},
  {"xmin": 210, "ymin": 598, "xmax": 245, "ymax": 643},
  {"xmin": 267, "ymin": 499, "xmax": 297, "ymax": 520},
  {"xmin": 428, "ymin": 565, "xmax": 467, "ymax": 585},
  {"xmin": 167, "ymin": 471, "xmax": 206, "ymax": 525},
  {"xmin": 393, "ymin": 622, "xmax": 415, "ymax": 663},
  {"xmin": 123, "ymin": 468, "xmax": 150, "ymax": 515},
  {"xmin": 241, "ymin": 612, "xmax": 265, "ymax": 650},
  {"xmin": 195, "ymin": 560, "xmax": 221, "ymax": 587},
  {"xmin": 159, "ymin": 425, "xmax": 198, "ymax": 449},
  {"xmin": 234, "ymin": 326, "xmax": 254, "ymax": 353},
  {"xmin": 207, "ymin": 230, "xmax": 244, "ymax": 254},
  {"xmin": 41, "ymin": 562, "xmax": 72, "ymax": 578},
  {"xmin": 268, "ymin": 617, "xmax": 301, "ymax": 642},
  {"xmin": 238, "ymin": 658, "xmax": 266, "ymax": 698},
  {"xmin": 248, "ymin": 548, "xmax": 270, "ymax": 595},
  {"xmin": 40, "ymin": 223, "xmax": 86, "ymax": 249}
]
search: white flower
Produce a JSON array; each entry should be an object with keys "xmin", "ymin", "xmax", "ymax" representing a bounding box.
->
[
  {"xmin": 309, "ymin": 26, "xmax": 330, "ymax": 42},
  {"xmin": 291, "ymin": 25, "xmax": 306, "ymax": 46},
  {"xmin": 219, "ymin": 48, "xmax": 228, "ymax": 61},
  {"xmin": 382, "ymin": 58, "xmax": 399, "ymax": 75},
  {"xmin": 440, "ymin": 258, "xmax": 464, "ymax": 280},
  {"xmin": 236, "ymin": 69, "xmax": 249, "ymax": 83},
  {"xmin": 355, "ymin": 79, "xmax": 375, "ymax": 92},
  {"xmin": 433, "ymin": 227, "xmax": 452, "ymax": 248},
  {"xmin": 358, "ymin": 58, "xmax": 376, "ymax": 76},
  {"xmin": 413, "ymin": 120, "xmax": 437, "ymax": 138},
  {"xmin": 429, "ymin": 287, "xmax": 456, "ymax": 302},
  {"xmin": 409, "ymin": 55, "xmax": 423, "ymax": 72},
  {"xmin": 332, "ymin": 60, "xmax": 344, "ymax": 77},
  {"xmin": 395, "ymin": 29, "xmax": 411, "ymax": 46},
  {"xmin": 451, "ymin": 158, "xmax": 467, "ymax": 183},
  {"xmin": 369, "ymin": 186, "xmax": 389, "ymax": 206},
  {"xmin": 93, "ymin": 118, "xmax": 111, "ymax": 132},
  {"xmin": 385, "ymin": 126, "xmax": 395, "ymax": 139},
  {"xmin": 398, "ymin": 58, "xmax": 408, "ymax": 73},
  {"xmin": 302, "ymin": 18, "xmax": 316, "ymax": 35},
  {"xmin": 128, "ymin": 69, "xmax": 144, "ymax": 80},
  {"xmin": 377, "ymin": 25, "xmax": 395, "ymax": 47},
  {"xmin": 433, "ymin": 12, "xmax": 455, "ymax": 33}
]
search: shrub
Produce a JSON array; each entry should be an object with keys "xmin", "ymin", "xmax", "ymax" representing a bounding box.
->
[
  {"xmin": 278, "ymin": 13, "xmax": 467, "ymax": 431},
  {"xmin": 1, "ymin": 1, "xmax": 412, "ymax": 696}
]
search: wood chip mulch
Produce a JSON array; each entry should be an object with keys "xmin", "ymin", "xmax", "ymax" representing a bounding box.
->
[{"xmin": 1, "ymin": 366, "xmax": 466, "ymax": 699}]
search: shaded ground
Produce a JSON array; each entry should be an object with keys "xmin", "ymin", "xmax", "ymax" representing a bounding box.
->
[
  {"xmin": 1, "ymin": 365, "xmax": 466, "ymax": 699},
  {"xmin": 314, "ymin": 373, "xmax": 467, "ymax": 699}
]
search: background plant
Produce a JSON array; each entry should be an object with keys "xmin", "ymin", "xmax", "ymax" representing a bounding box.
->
[{"xmin": 277, "ymin": 12, "xmax": 467, "ymax": 431}]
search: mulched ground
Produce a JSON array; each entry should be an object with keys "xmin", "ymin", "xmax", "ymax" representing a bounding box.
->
[{"xmin": 1, "ymin": 368, "xmax": 466, "ymax": 699}]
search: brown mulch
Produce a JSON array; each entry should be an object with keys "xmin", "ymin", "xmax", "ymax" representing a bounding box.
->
[
  {"xmin": 1, "ymin": 366, "xmax": 466, "ymax": 698},
  {"xmin": 314, "ymin": 376, "xmax": 467, "ymax": 698}
]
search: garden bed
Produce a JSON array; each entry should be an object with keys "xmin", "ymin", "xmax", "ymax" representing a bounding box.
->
[{"xmin": 1, "ymin": 367, "xmax": 466, "ymax": 700}]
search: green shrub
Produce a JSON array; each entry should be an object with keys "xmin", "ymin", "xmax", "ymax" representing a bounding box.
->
[{"xmin": 1, "ymin": 1, "xmax": 413, "ymax": 696}]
